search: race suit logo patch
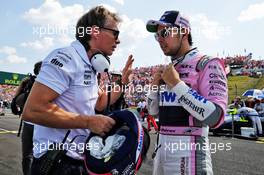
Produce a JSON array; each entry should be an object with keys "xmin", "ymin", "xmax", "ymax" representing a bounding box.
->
[
  {"xmin": 209, "ymin": 73, "xmax": 225, "ymax": 80},
  {"xmin": 183, "ymin": 128, "xmax": 199, "ymax": 134},
  {"xmin": 208, "ymin": 92, "xmax": 225, "ymax": 97},
  {"xmin": 179, "ymin": 73, "xmax": 189, "ymax": 78},
  {"xmin": 161, "ymin": 92, "xmax": 177, "ymax": 102},
  {"xmin": 188, "ymin": 89, "xmax": 207, "ymax": 104},
  {"xmin": 180, "ymin": 157, "xmax": 189, "ymax": 174},
  {"xmin": 209, "ymin": 80, "xmax": 226, "ymax": 87},
  {"xmin": 178, "ymin": 95, "xmax": 205, "ymax": 118},
  {"xmin": 208, "ymin": 65, "xmax": 221, "ymax": 70},
  {"xmin": 209, "ymin": 86, "xmax": 226, "ymax": 92},
  {"xmin": 180, "ymin": 64, "xmax": 193, "ymax": 69}
]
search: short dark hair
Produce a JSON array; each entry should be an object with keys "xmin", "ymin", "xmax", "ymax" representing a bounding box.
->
[
  {"xmin": 188, "ymin": 33, "xmax": 193, "ymax": 46},
  {"xmin": 75, "ymin": 6, "xmax": 121, "ymax": 51},
  {"xmin": 175, "ymin": 26, "xmax": 193, "ymax": 46},
  {"xmin": 34, "ymin": 61, "xmax": 42, "ymax": 75}
]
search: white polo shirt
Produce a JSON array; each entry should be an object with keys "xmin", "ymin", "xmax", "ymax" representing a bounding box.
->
[{"xmin": 33, "ymin": 40, "xmax": 98, "ymax": 160}]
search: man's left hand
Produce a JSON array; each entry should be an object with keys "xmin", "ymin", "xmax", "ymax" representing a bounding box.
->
[
  {"xmin": 162, "ymin": 63, "xmax": 181, "ymax": 89},
  {"xmin": 121, "ymin": 54, "xmax": 134, "ymax": 85}
]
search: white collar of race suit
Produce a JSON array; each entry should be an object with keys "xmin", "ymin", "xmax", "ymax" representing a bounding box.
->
[{"xmin": 171, "ymin": 47, "xmax": 199, "ymax": 65}]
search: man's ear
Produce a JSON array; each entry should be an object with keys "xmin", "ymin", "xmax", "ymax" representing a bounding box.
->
[
  {"xmin": 91, "ymin": 25, "xmax": 100, "ymax": 39},
  {"xmin": 180, "ymin": 28, "xmax": 189, "ymax": 39}
]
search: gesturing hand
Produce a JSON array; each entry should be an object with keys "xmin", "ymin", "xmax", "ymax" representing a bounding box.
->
[{"xmin": 121, "ymin": 55, "xmax": 134, "ymax": 85}]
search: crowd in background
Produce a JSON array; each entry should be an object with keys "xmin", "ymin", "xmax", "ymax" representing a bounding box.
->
[
  {"xmin": 0, "ymin": 84, "xmax": 17, "ymax": 106},
  {"xmin": 1, "ymin": 56, "xmax": 264, "ymax": 110},
  {"xmin": 99, "ymin": 65, "xmax": 162, "ymax": 107},
  {"xmin": 224, "ymin": 55, "xmax": 264, "ymax": 76},
  {"xmin": 224, "ymin": 55, "xmax": 264, "ymax": 69}
]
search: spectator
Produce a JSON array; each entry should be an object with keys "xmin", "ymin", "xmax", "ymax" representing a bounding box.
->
[
  {"xmin": 254, "ymin": 98, "xmax": 264, "ymax": 117},
  {"xmin": 12, "ymin": 61, "xmax": 42, "ymax": 175},
  {"xmin": 228, "ymin": 96, "xmax": 244, "ymax": 109},
  {"xmin": 237, "ymin": 106, "xmax": 263, "ymax": 136}
]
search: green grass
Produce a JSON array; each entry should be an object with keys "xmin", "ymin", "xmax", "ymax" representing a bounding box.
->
[{"xmin": 228, "ymin": 76, "xmax": 264, "ymax": 103}]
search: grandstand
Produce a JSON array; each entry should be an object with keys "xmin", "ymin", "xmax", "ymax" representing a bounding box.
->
[
  {"xmin": 224, "ymin": 54, "xmax": 264, "ymax": 76},
  {"xmin": 0, "ymin": 71, "xmax": 27, "ymax": 105},
  {"xmin": 1, "ymin": 55, "xmax": 263, "ymax": 107}
]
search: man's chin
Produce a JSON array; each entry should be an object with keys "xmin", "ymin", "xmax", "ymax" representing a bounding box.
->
[
  {"xmin": 101, "ymin": 52, "xmax": 112, "ymax": 57},
  {"xmin": 161, "ymin": 48, "xmax": 169, "ymax": 55},
  {"xmin": 163, "ymin": 50, "xmax": 174, "ymax": 57},
  {"xmin": 106, "ymin": 50, "xmax": 113, "ymax": 56},
  {"xmin": 163, "ymin": 51, "xmax": 170, "ymax": 56}
]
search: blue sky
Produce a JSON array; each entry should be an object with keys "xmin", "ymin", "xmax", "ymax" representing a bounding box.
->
[{"xmin": 0, "ymin": 0, "xmax": 264, "ymax": 74}]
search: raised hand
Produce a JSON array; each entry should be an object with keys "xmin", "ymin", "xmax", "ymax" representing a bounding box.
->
[
  {"xmin": 162, "ymin": 63, "xmax": 181, "ymax": 89},
  {"xmin": 121, "ymin": 54, "xmax": 134, "ymax": 85}
]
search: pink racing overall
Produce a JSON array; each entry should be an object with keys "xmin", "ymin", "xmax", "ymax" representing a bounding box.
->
[{"xmin": 147, "ymin": 48, "xmax": 228, "ymax": 175}]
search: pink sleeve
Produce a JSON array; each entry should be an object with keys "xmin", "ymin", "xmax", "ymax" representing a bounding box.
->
[{"xmin": 198, "ymin": 58, "xmax": 228, "ymax": 128}]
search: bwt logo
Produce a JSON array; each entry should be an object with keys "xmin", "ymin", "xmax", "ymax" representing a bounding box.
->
[
  {"xmin": 188, "ymin": 89, "xmax": 207, "ymax": 104},
  {"xmin": 161, "ymin": 92, "xmax": 177, "ymax": 102}
]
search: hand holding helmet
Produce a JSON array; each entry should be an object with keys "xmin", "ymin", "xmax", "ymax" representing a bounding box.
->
[{"xmin": 86, "ymin": 114, "xmax": 116, "ymax": 136}]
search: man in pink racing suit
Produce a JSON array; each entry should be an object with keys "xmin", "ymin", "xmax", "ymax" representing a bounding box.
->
[{"xmin": 146, "ymin": 11, "xmax": 228, "ymax": 175}]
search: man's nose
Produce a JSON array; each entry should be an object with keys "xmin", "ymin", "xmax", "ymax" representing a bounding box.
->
[
  {"xmin": 116, "ymin": 38, "xmax": 120, "ymax": 44},
  {"xmin": 157, "ymin": 36, "xmax": 164, "ymax": 43}
]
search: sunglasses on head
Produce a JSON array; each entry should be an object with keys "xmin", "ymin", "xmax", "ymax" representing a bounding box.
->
[{"xmin": 100, "ymin": 27, "xmax": 120, "ymax": 40}]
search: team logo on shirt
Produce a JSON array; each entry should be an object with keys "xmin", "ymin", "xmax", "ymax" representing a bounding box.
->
[
  {"xmin": 57, "ymin": 51, "xmax": 72, "ymax": 60},
  {"xmin": 183, "ymin": 128, "xmax": 199, "ymax": 134},
  {"xmin": 209, "ymin": 85, "xmax": 226, "ymax": 92},
  {"xmin": 84, "ymin": 70, "xmax": 92, "ymax": 80},
  {"xmin": 209, "ymin": 80, "xmax": 226, "ymax": 87},
  {"xmin": 160, "ymin": 92, "xmax": 177, "ymax": 102},
  {"xmin": 208, "ymin": 92, "xmax": 225, "ymax": 97},
  {"xmin": 178, "ymin": 95, "xmax": 205, "ymax": 118},
  {"xmin": 84, "ymin": 81, "xmax": 91, "ymax": 85},
  {"xmin": 179, "ymin": 72, "xmax": 189, "ymax": 78},
  {"xmin": 208, "ymin": 65, "xmax": 221, "ymax": 70},
  {"xmin": 84, "ymin": 69, "xmax": 92, "ymax": 85},
  {"xmin": 209, "ymin": 73, "xmax": 225, "ymax": 80},
  {"xmin": 180, "ymin": 64, "xmax": 193, "ymax": 69},
  {"xmin": 50, "ymin": 58, "xmax": 63, "ymax": 67},
  {"xmin": 188, "ymin": 89, "xmax": 207, "ymax": 104}
]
